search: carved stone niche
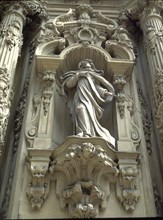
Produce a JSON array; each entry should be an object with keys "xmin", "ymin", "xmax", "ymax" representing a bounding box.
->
[{"xmin": 49, "ymin": 136, "xmax": 141, "ymax": 218}]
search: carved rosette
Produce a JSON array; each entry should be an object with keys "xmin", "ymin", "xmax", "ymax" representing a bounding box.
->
[
  {"xmin": 116, "ymin": 165, "xmax": 140, "ymax": 212},
  {"xmin": 49, "ymin": 140, "xmax": 119, "ymax": 218},
  {"xmin": 113, "ymin": 75, "xmax": 127, "ymax": 119},
  {"xmin": 26, "ymin": 149, "xmax": 52, "ymax": 209}
]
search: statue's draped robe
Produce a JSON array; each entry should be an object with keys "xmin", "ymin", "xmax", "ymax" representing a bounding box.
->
[{"xmin": 61, "ymin": 69, "xmax": 115, "ymax": 147}]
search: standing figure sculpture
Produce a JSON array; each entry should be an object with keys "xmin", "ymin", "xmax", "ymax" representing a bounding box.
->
[{"xmin": 61, "ymin": 59, "xmax": 115, "ymax": 147}]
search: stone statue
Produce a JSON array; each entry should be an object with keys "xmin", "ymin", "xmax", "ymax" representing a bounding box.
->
[{"xmin": 61, "ymin": 59, "xmax": 115, "ymax": 147}]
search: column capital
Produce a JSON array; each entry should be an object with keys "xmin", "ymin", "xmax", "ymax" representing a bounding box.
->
[
  {"xmin": 1, "ymin": 0, "xmax": 48, "ymax": 22},
  {"xmin": 129, "ymin": 0, "xmax": 163, "ymax": 22}
]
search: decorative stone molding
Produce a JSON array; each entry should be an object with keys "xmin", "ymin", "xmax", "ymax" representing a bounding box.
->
[
  {"xmin": 49, "ymin": 137, "xmax": 119, "ymax": 218},
  {"xmin": 116, "ymin": 164, "xmax": 140, "ymax": 212},
  {"xmin": 26, "ymin": 149, "xmax": 53, "ymax": 209}
]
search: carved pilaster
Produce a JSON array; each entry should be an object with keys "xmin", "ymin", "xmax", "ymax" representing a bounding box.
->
[{"xmin": 25, "ymin": 70, "xmax": 55, "ymax": 149}]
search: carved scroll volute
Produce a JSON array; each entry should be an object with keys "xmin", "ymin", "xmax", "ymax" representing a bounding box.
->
[
  {"xmin": 116, "ymin": 164, "xmax": 140, "ymax": 212},
  {"xmin": 26, "ymin": 149, "xmax": 52, "ymax": 209},
  {"xmin": 49, "ymin": 138, "xmax": 119, "ymax": 218},
  {"xmin": 113, "ymin": 75, "xmax": 127, "ymax": 119}
]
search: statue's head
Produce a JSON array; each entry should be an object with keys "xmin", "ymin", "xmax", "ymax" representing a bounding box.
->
[
  {"xmin": 78, "ymin": 59, "xmax": 104, "ymax": 75},
  {"xmin": 78, "ymin": 59, "xmax": 94, "ymax": 70}
]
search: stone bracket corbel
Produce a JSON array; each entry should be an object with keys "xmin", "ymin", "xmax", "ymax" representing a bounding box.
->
[
  {"xmin": 116, "ymin": 157, "xmax": 140, "ymax": 212},
  {"xmin": 26, "ymin": 149, "xmax": 53, "ymax": 209}
]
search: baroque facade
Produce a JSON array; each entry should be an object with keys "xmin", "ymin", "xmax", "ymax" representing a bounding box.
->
[{"xmin": 0, "ymin": 0, "xmax": 163, "ymax": 218}]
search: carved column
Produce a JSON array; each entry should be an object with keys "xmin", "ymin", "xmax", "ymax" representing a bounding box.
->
[
  {"xmin": 0, "ymin": 3, "xmax": 26, "ymax": 154},
  {"xmin": 0, "ymin": 0, "xmax": 49, "ymax": 155},
  {"xmin": 139, "ymin": 1, "xmax": 163, "ymax": 141}
]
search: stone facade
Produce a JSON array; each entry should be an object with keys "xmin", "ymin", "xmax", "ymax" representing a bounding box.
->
[{"xmin": 0, "ymin": 0, "xmax": 163, "ymax": 218}]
